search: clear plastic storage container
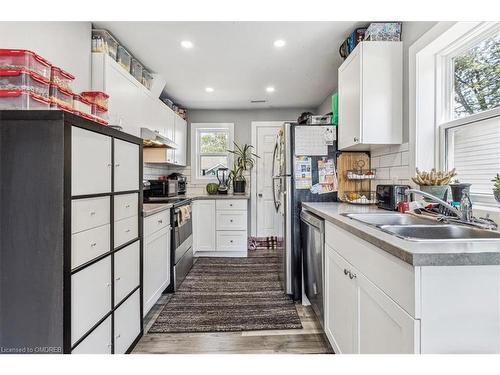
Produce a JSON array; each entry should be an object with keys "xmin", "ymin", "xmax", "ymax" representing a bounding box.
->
[
  {"xmin": 142, "ymin": 70, "xmax": 153, "ymax": 90},
  {"xmin": 116, "ymin": 46, "xmax": 132, "ymax": 72},
  {"xmin": 50, "ymin": 66, "xmax": 75, "ymax": 91},
  {"xmin": 0, "ymin": 49, "xmax": 52, "ymax": 80},
  {"xmin": 131, "ymin": 58, "xmax": 143, "ymax": 82},
  {"xmin": 0, "ymin": 89, "xmax": 50, "ymax": 110},
  {"xmin": 91, "ymin": 29, "xmax": 119, "ymax": 60},
  {"xmin": 92, "ymin": 103, "xmax": 109, "ymax": 121},
  {"xmin": 73, "ymin": 94, "xmax": 92, "ymax": 115},
  {"xmin": 49, "ymin": 84, "xmax": 74, "ymax": 109},
  {"xmin": 0, "ymin": 69, "xmax": 50, "ymax": 97},
  {"xmin": 80, "ymin": 91, "xmax": 109, "ymax": 110}
]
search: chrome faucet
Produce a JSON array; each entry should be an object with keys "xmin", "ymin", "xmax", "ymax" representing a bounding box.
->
[{"xmin": 405, "ymin": 188, "xmax": 498, "ymax": 230}]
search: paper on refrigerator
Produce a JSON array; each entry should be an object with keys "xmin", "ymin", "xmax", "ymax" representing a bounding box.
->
[{"xmin": 294, "ymin": 156, "xmax": 312, "ymax": 189}]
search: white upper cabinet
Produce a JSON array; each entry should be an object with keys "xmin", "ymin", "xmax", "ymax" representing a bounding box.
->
[
  {"xmin": 173, "ymin": 116, "xmax": 187, "ymax": 166},
  {"xmin": 338, "ymin": 41, "xmax": 403, "ymax": 150}
]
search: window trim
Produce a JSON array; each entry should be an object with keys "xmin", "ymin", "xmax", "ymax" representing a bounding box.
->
[{"xmin": 190, "ymin": 122, "xmax": 234, "ymax": 185}]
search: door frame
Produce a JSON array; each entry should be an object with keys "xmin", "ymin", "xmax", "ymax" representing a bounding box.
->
[{"xmin": 250, "ymin": 121, "xmax": 291, "ymax": 237}]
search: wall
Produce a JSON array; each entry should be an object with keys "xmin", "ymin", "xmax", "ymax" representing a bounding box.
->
[
  {"xmin": 0, "ymin": 22, "xmax": 92, "ymax": 92},
  {"xmin": 316, "ymin": 92, "xmax": 335, "ymax": 115}
]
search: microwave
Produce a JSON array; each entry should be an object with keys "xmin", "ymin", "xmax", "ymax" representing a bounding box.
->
[
  {"xmin": 144, "ymin": 179, "xmax": 178, "ymax": 201},
  {"xmin": 376, "ymin": 184, "xmax": 410, "ymax": 211}
]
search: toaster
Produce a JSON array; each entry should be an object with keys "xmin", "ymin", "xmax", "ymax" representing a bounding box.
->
[{"xmin": 376, "ymin": 184, "xmax": 410, "ymax": 211}]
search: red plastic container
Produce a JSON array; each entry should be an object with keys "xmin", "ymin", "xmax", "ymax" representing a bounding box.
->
[
  {"xmin": 0, "ymin": 89, "xmax": 50, "ymax": 110},
  {"xmin": 49, "ymin": 84, "xmax": 74, "ymax": 109},
  {"xmin": 73, "ymin": 94, "xmax": 92, "ymax": 115},
  {"xmin": 0, "ymin": 49, "xmax": 51, "ymax": 80},
  {"xmin": 81, "ymin": 91, "xmax": 109, "ymax": 110},
  {"xmin": 92, "ymin": 103, "xmax": 109, "ymax": 121},
  {"xmin": 50, "ymin": 66, "xmax": 75, "ymax": 91},
  {"xmin": 0, "ymin": 69, "xmax": 50, "ymax": 97}
]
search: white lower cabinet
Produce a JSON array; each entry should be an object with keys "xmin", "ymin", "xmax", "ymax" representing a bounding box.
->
[
  {"xmin": 114, "ymin": 290, "xmax": 141, "ymax": 354},
  {"xmin": 193, "ymin": 200, "xmax": 216, "ymax": 252},
  {"xmin": 71, "ymin": 256, "xmax": 112, "ymax": 346},
  {"xmin": 72, "ymin": 316, "xmax": 112, "ymax": 354},
  {"xmin": 324, "ymin": 245, "xmax": 419, "ymax": 354},
  {"xmin": 114, "ymin": 215, "xmax": 138, "ymax": 248},
  {"xmin": 193, "ymin": 199, "xmax": 248, "ymax": 255},
  {"xmin": 114, "ymin": 241, "xmax": 140, "ymax": 305},
  {"xmin": 143, "ymin": 223, "xmax": 171, "ymax": 316}
]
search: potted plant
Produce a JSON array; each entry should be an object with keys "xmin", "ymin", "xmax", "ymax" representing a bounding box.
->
[
  {"xmin": 227, "ymin": 142, "xmax": 259, "ymax": 195},
  {"xmin": 411, "ymin": 168, "xmax": 457, "ymax": 200},
  {"xmin": 492, "ymin": 173, "xmax": 500, "ymax": 203}
]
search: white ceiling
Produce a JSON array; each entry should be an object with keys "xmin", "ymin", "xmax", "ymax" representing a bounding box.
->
[{"xmin": 93, "ymin": 21, "xmax": 364, "ymax": 110}]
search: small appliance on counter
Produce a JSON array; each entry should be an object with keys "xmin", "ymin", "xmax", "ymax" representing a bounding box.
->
[
  {"xmin": 376, "ymin": 184, "xmax": 410, "ymax": 211},
  {"xmin": 216, "ymin": 167, "xmax": 230, "ymax": 195},
  {"xmin": 143, "ymin": 178, "xmax": 178, "ymax": 201},
  {"xmin": 168, "ymin": 172, "xmax": 187, "ymax": 195}
]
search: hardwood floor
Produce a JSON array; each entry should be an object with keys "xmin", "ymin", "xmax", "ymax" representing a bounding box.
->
[{"xmin": 133, "ymin": 295, "xmax": 334, "ymax": 354}]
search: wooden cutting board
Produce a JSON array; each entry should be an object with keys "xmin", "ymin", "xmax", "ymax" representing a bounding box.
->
[{"xmin": 337, "ymin": 152, "xmax": 371, "ymax": 200}]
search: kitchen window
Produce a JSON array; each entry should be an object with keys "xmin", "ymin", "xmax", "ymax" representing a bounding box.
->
[
  {"xmin": 438, "ymin": 23, "xmax": 500, "ymax": 205},
  {"xmin": 191, "ymin": 123, "xmax": 234, "ymax": 184}
]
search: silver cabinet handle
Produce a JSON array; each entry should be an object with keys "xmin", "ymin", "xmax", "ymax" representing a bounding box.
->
[
  {"xmin": 115, "ymin": 163, "xmax": 120, "ymax": 167},
  {"xmin": 229, "ymin": 203, "xmax": 233, "ymax": 207},
  {"xmin": 90, "ymin": 242, "xmax": 97, "ymax": 247},
  {"xmin": 125, "ymin": 204, "xmax": 130, "ymax": 208},
  {"xmin": 353, "ymin": 137, "xmax": 359, "ymax": 143},
  {"xmin": 349, "ymin": 272, "xmax": 357, "ymax": 280},
  {"xmin": 125, "ymin": 229, "xmax": 130, "ymax": 233},
  {"xmin": 230, "ymin": 219, "xmax": 233, "ymax": 222},
  {"xmin": 90, "ymin": 211, "xmax": 96, "ymax": 216},
  {"xmin": 115, "ymin": 334, "xmax": 121, "ymax": 339},
  {"xmin": 344, "ymin": 269, "xmax": 349, "ymax": 275},
  {"xmin": 115, "ymin": 277, "xmax": 121, "ymax": 281},
  {"xmin": 258, "ymin": 193, "xmax": 263, "ymax": 198},
  {"xmin": 230, "ymin": 240, "xmax": 234, "ymax": 243},
  {"xmin": 106, "ymin": 282, "xmax": 111, "ymax": 287},
  {"xmin": 158, "ymin": 219, "xmax": 163, "ymax": 224}
]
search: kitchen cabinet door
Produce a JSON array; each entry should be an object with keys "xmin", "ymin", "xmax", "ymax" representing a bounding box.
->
[
  {"xmin": 114, "ymin": 139, "xmax": 139, "ymax": 192},
  {"xmin": 324, "ymin": 246, "xmax": 358, "ymax": 354},
  {"xmin": 173, "ymin": 115, "xmax": 187, "ymax": 166},
  {"xmin": 114, "ymin": 290, "xmax": 141, "ymax": 354},
  {"xmin": 338, "ymin": 46, "xmax": 361, "ymax": 150},
  {"xmin": 143, "ymin": 226, "xmax": 170, "ymax": 316},
  {"xmin": 71, "ymin": 256, "xmax": 112, "ymax": 346},
  {"xmin": 71, "ymin": 127, "xmax": 112, "ymax": 196},
  {"xmin": 193, "ymin": 200, "xmax": 216, "ymax": 252},
  {"xmin": 357, "ymin": 272, "xmax": 419, "ymax": 354},
  {"xmin": 114, "ymin": 241, "xmax": 140, "ymax": 305},
  {"xmin": 71, "ymin": 316, "xmax": 112, "ymax": 354}
]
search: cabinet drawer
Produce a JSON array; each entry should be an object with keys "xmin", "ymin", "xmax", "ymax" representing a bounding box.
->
[
  {"xmin": 216, "ymin": 230, "xmax": 247, "ymax": 251},
  {"xmin": 114, "ymin": 215, "xmax": 138, "ymax": 248},
  {"xmin": 216, "ymin": 211, "xmax": 247, "ymax": 231},
  {"xmin": 216, "ymin": 199, "xmax": 247, "ymax": 211},
  {"xmin": 144, "ymin": 210, "xmax": 169, "ymax": 237},
  {"xmin": 71, "ymin": 126, "xmax": 111, "ymax": 196},
  {"xmin": 114, "ymin": 193, "xmax": 138, "ymax": 221},
  {"xmin": 114, "ymin": 289, "xmax": 141, "ymax": 354},
  {"xmin": 114, "ymin": 241, "xmax": 140, "ymax": 305},
  {"xmin": 71, "ymin": 224, "xmax": 110, "ymax": 269},
  {"xmin": 71, "ymin": 316, "xmax": 111, "ymax": 354},
  {"xmin": 71, "ymin": 256, "xmax": 111, "ymax": 345},
  {"xmin": 72, "ymin": 196, "xmax": 110, "ymax": 234},
  {"xmin": 325, "ymin": 222, "xmax": 416, "ymax": 317}
]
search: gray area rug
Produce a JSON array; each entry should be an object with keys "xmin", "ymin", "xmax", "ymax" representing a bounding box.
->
[{"xmin": 148, "ymin": 251, "xmax": 302, "ymax": 333}]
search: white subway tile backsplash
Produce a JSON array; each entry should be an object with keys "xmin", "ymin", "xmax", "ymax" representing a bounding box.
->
[
  {"xmin": 401, "ymin": 151, "xmax": 409, "ymax": 166},
  {"xmin": 390, "ymin": 166, "xmax": 410, "ymax": 180},
  {"xmin": 376, "ymin": 167, "xmax": 390, "ymax": 180},
  {"xmin": 379, "ymin": 152, "xmax": 402, "ymax": 168}
]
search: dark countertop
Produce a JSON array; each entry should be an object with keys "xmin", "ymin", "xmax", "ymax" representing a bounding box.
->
[{"xmin": 302, "ymin": 202, "xmax": 500, "ymax": 267}]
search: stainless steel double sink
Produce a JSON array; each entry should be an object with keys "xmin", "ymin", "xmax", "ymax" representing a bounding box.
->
[{"xmin": 341, "ymin": 213, "xmax": 500, "ymax": 242}]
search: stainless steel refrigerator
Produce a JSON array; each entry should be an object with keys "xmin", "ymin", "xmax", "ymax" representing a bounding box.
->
[{"xmin": 272, "ymin": 122, "xmax": 338, "ymax": 300}]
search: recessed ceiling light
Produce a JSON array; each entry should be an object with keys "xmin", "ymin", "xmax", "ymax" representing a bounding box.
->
[
  {"xmin": 205, "ymin": 87, "xmax": 214, "ymax": 93},
  {"xmin": 273, "ymin": 39, "xmax": 286, "ymax": 48},
  {"xmin": 266, "ymin": 86, "xmax": 275, "ymax": 93},
  {"xmin": 181, "ymin": 40, "xmax": 194, "ymax": 49}
]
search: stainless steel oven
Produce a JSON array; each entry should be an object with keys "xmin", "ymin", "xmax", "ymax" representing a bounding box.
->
[
  {"xmin": 300, "ymin": 209, "xmax": 325, "ymax": 327},
  {"xmin": 172, "ymin": 200, "xmax": 193, "ymax": 290}
]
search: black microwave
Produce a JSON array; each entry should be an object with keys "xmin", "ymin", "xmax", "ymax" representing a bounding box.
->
[
  {"xmin": 143, "ymin": 179, "xmax": 178, "ymax": 201},
  {"xmin": 376, "ymin": 184, "xmax": 410, "ymax": 211}
]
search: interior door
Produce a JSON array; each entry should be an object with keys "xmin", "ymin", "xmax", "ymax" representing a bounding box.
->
[{"xmin": 256, "ymin": 124, "xmax": 283, "ymax": 237}]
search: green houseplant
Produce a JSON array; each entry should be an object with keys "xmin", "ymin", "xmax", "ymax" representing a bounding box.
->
[
  {"xmin": 492, "ymin": 173, "xmax": 500, "ymax": 203},
  {"xmin": 227, "ymin": 142, "xmax": 259, "ymax": 194}
]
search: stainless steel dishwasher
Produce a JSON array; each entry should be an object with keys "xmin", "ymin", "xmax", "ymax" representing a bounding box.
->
[{"xmin": 300, "ymin": 208, "xmax": 325, "ymax": 327}]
